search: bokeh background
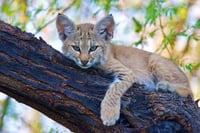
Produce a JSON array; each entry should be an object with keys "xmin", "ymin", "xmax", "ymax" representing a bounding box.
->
[{"xmin": 0, "ymin": 0, "xmax": 200, "ymax": 133}]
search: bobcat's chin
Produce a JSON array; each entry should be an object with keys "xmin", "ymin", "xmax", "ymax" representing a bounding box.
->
[
  {"xmin": 77, "ymin": 62, "xmax": 93, "ymax": 69},
  {"xmin": 79, "ymin": 65, "xmax": 91, "ymax": 69},
  {"xmin": 77, "ymin": 59, "xmax": 98, "ymax": 69}
]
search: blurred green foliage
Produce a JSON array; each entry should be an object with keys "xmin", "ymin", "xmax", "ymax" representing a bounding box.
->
[{"xmin": 0, "ymin": 97, "xmax": 10, "ymax": 130}]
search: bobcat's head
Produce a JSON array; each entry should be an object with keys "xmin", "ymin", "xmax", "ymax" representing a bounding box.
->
[{"xmin": 56, "ymin": 14, "xmax": 114, "ymax": 69}]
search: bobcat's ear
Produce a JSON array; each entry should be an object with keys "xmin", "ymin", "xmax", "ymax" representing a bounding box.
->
[
  {"xmin": 95, "ymin": 14, "xmax": 115, "ymax": 42},
  {"xmin": 56, "ymin": 14, "xmax": 75, "ymax": 42}
]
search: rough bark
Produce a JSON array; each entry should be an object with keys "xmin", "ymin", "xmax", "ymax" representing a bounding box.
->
[{"xmin": 0, "ymin": 20, "xmax": 199, "ymax": 133}]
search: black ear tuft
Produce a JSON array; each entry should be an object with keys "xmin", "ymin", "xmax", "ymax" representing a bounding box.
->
[
  {"xmin": 58, "ymin": 13, "xmax": 62, "ymax": 16},
  {"xmin": 56, "ymin": 14, "xmax": 75, "ymax": 42},
  {"xmin": 95, "ymin": 14, "xmax": 115, "ymax": 42}
]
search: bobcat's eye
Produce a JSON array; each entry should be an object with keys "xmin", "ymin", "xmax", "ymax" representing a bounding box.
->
[
  {"xmin": 72, "ymin": 45, "xmax": 81, "ymax": 52},
  {"xmin": 89, "ymin": 46, "xmax": 98, "ymax": 53}
]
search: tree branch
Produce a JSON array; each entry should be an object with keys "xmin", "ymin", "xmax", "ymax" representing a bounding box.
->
[{"xmin": 0, "ymin": 20, "xmax": 200, "ymax": 133}]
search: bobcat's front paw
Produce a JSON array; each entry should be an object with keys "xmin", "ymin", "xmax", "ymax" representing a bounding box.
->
[
  {"xmin": 156, "ymin": 81, "xmax": 174, "ymax": 92},
  {"xmin": 100, "ymin": 99, "xmax": 120, "ymax": 126}
]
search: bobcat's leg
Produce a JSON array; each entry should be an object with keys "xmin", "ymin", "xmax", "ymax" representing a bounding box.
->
[
  {"xmin": 99, "ymin": 59, "xmax": 135, "ymax": 126},
  {"xmin": 148, "ymin": 54, "xmax": 192, "ymax": 97}
]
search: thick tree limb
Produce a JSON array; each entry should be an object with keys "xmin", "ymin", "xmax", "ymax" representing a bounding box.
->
[{"xmin": 0, "ymin": 21, "xmax": 200, "ymax": 133}]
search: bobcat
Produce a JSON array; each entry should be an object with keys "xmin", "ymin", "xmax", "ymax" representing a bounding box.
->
[{"xmin": 56, "ymin": 14, "xmax": 192, "ymax": 126}]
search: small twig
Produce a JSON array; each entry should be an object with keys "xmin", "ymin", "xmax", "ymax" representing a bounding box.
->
[
  {"xmin": 156, "ymin": 0, "xmax": 172, "ymax": 57},
  {"xmin": 34, "ymin": 0, "xmax": 75, "ymax": 34},
  {"xmin": 140, "ymin": 23, "xmax": 147, "ymax": 49},
  {"xmin": 131, "ymin": 24, "xmax": 147, "ymax": 48},
  {"xmin": 180, "ymin": 32, "xmax": 193, "ymax": 58}
]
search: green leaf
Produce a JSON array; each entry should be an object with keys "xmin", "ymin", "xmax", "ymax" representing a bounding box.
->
[
  {"xmin": 149, "ymin": 29, "xmax": 157, "ymax": 37},
  {"xmin": 177, "ymin": 32, "xmax": 188, "ymax": 37},
  {"xmin": 2, "ymin": 3, "xmax": 15, "ymax": 17},
  {"xmin": 74, "ymin": 0, "xmax": 82, "ymax": 8},
  {"xmin": 132, "ymin": 17, "xmax": 142, "ymax": 33},
  {"xmin": 162, "ymin": 29, "xmax": 177, "ymax": 49},
  {"xmin": 166, "ymin": 7, "xmax": 178, "ymax": 20},
  {"xmin": 49, "ymin": 128, "xmax": 54, "ymax": 133},
  {"xmin": 193, "ymin": 36, "xmax": 200, "ymax": 41},
  {"xmin": 180, "ymin": 63, "xmax": 200, "ymax": 72},
  {"xmin": 0, "ymin": 98, "xmax": 10, "ymax": 129},
  {"xmin": 2, "ymin": 3, "xmax": 9, "ymax": 13},
  {"xmin": 158, "ymin": 0, "xmax": 166, "ymax": 3},
  {"xmin": 134, "ymin": 38, "xmax": 143, "ymax": 47},
  {"xmin": 193, "ymin": 20, "xmax": 200, "ymax": 28},
  {"xmin": 145, "ymin": 0, "xmax": 160, "ymax": 25},
  {"xmin": 11, "ymin": 113, "xmax": 18, "ymax": 120},
  {"xmin": 34, "ymin": 4, "xmax": 44, "ymax": 17},
  {"xmin": 185, "ymin": 64, "xmax": 193, "ymax": 72},
  {"xmin": 93, "ymin": 0, "xmax": 118, "ymax": 12}
]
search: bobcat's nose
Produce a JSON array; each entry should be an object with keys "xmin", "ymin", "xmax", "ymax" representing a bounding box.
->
[{"xmin": 81, "ymin": 60, "xmax": 89, "ymax": 66}]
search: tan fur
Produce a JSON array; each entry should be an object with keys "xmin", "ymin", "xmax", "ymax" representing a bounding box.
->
[{"xmin": 56, "ymin": 14, "xmax": 193, "ymax": 126}]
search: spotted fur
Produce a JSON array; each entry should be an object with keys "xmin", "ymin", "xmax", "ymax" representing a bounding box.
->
[{"xmin": 56, "ymin": 14, "xmax": 193, "ymax": 126}]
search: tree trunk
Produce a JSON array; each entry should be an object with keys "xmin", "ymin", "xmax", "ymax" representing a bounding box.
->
[{"xmin": 0, "ymin": 20, "xmax": 199, "ymax": 133}]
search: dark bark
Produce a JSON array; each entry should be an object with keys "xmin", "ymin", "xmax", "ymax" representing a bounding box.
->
[{"xmin": 0, "ymin": 20, "xmax": 199, "ymax": 133}]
